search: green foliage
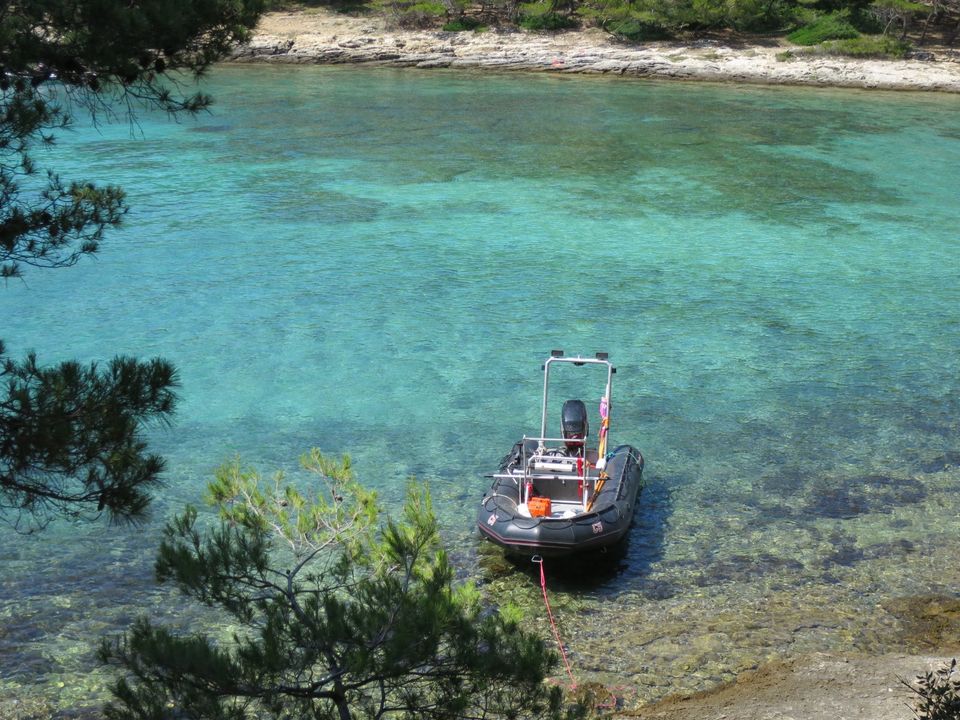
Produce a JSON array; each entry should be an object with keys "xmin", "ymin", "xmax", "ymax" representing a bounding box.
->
[
  {"xmin": 787, "ymin": 11, "xmax": 860, "ymax": 43},
  {"xmin": 850, "ymin": 7, "xmax": 884, "ymax": 32},
  {"xmin": 250, "ymin": 0, "xmax": 960, "ymax": 40},
  {"xmin": 871, "ymin": 0, "xmax": 931, "ymax": 14},
  {"xmin": 686, "ymin": 0, "xmax": 733, "ymax": 27},
  {"xmin": 1, "ymin": 0, "xmax": 264, "ymax": 280},
  {"xmin": 388, "ymin": 0, "xmax": 448, "ymax": 26},
  {"xmin": 903, "ymin": 658, "xmax": 960, "ymax": 720},
  {"xmin": 375, "ymin": 0, "xmax": 450, "ymax": 27},
  {"xmin": 442, "ymin": 16, "xmax": 487, "ymax": 29},
  {"xmin": 517, "ymin": 0, "xmax": 580, "ymax": 30},
  {"xmin": 582, "ymin": 0, "xmax": 794, "ymax": 38},
  {"xmin": 519, "ymin": 2, "xmax": 581, "ymax": 28},
  {"xmin": 578, "ymin": 1, "xmax": 673, "ymax": 40},
  {"xmin": 820, "ymin": 33, "xmax": 911, "ymax": 55},
  {"xmin": 1, "ymin": 0, "xmax": 263, "ymax": 529},
  {"xmin": 779, "ymin": 31, "xmax": 910, "ymax": 55},
  {"xmin": 868, "ymin": 0, "xmax": 930, "ymax": 36},
  {"xmin": 265, "ymin": 0, "xmax": 377, "ymax": 12},
  {"xmin": 520, "ymin": 12, "xmax": 581, "ymax": 28},
  {"xmin": 0, "ymin": 348, "xmax": 179, "ymax": 531},
  {"xmin": 207, "ymin": 450, "xmax": 377, "ymax": 546},
  {"xmin": 407, "ymin": 0, "xmax": 448, "ymax": 13},
  {"xmin": 585, "ymin": 0, "xmax": 677, "ymax": 35},
  {"xmin": 101, "ymin": 451, "xmax": 578, "ymax": 720},
  {"xmin": 498, "ymin": 601, "xmax": 526, "ymax": 625},
  {"xmin": 724, "ymin": 0, "xmax": 796, "ymax": 30},
  {"xmin": 610, "ymin": 18, "xmax": 674, "ymax": 39}
]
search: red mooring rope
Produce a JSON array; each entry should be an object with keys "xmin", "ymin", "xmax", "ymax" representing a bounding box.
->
[{"xmin": 532, "ymin": 556, "xmax": 576, "ymax": 687}]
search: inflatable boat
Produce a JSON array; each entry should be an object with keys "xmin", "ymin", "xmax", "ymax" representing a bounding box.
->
[{"xmin": 477, "ymin": 351, "xmax": 644, "ymax": 557}]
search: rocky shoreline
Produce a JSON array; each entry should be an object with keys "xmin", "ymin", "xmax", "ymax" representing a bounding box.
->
[{"xmin": 231, "ymin": 10, "xmax": 960, "ymax": 92}]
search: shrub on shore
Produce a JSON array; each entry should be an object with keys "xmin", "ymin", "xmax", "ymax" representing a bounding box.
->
[
  {"xmin": 519, "ymin": 11, "xmax": 580, "ymax": 28},
  {"xmin": 518, "ymin": 1, "xmax": 581, "ymax": 29},
  {"xmin": 778, "ymin": 32, "xmax": 911, "ymax": 57},
  {"xmin": 396, "ymin": 0, "xmax": 448, "ymax": 25},
  {"xmin": 443, "ymin": 15, "xmax": 487, "ymax": 29},
  {"xmin": 904, "ymin": 658, "xmax": 960, "ymax": 720},
  {"xmin": 601, "ymin": 17, "xmax": 673, "ymax": 40},
  {"xmin": 819, "ymin": 33, "xmax": 912, "ymax": 55},
  {"xmin": 787, "ymin": 11, "xmax": 861, "ymax": 44}
]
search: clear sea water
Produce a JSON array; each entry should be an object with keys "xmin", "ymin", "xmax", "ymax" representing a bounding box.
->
[{"xmin": 2, "ymin": 64, "xmax": 960, "ymax": 715}]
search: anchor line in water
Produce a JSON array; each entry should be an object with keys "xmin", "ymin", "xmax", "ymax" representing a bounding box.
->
[{"xmin": 532, "ymin": 555, "xmax": 576, "ymax": 687}]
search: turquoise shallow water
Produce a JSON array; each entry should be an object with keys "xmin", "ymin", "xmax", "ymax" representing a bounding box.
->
[{"xmin": 2, "ymin": 65, "xmax": 960, "ymax": 714}]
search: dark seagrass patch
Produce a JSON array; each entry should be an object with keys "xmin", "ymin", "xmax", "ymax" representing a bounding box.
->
[
  {"xmin": 920, "ymin": 451, "xmax": 960, "ymax": 474},
  {"xmin": 804, "ymin": 475, "xmax": 926, "ymax": 519}
]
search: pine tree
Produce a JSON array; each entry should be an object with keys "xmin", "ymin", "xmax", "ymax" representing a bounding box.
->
[
  {"xmin": 99, "ymin": 451, "xmax": 577, "ymax": 720},
  {"xmin": 0, "ymin": 0, "xmax": 263, "ymax": 529},
  {"xmin": 0, "ymin": 349, "xmax": 178, "ymax": 529}
]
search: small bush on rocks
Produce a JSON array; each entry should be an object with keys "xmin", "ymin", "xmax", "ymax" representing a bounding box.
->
[
  {"xmin": 443, "ymin": 16, "xmax": 486, "ymax": 29},
  {"xmin": 820, "ymin": 33, "xmax": 910, "ymax": 56},
  {"xmin": 779, "ymin": 33, "xmax": 910, "ymax": 57},
  {"xmin": 904, "ymin": 659, "xmax": 960, "ymax": 720}
]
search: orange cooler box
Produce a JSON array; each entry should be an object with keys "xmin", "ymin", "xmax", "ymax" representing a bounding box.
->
[{"xmin": 528, "ymin": 497, "xmax": 552, "ymax": 517}]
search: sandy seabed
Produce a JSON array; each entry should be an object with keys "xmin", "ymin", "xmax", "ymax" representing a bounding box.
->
[
  {"xmin": 229, "ymin": 11, "xmax": 959, "ymax": 717},
  {"xmin": 233, "ymin": 9, "xmax": 960, "ymax": 92}
]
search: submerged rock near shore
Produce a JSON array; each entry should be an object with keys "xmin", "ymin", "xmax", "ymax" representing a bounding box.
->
[{"xmin": 232, "ymin": 10, "xmax": 960, "ymax": 92}]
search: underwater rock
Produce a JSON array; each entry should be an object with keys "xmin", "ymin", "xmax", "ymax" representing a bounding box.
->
[
  {"xmin": 920, "ymin": 451, "xmax": 960, "ymax": 473},
  {"xmin": 639, "ymin": 580, "xmax": 681, "ymax": 600},
  {"xmin": 758, "ymin": 467, "xmax": 808, "ymax": 498},
  {"xmin": 0, "ymin": 697, "xmax": 55, "ymax": 720},
  {"xmin": 188, "ymin": 124, "xmax": 233, "ymax": 133},
  {"xmin": 862, "ymin": 537, "xmax": 917, "ymax": 560},
  {"xmin": 569, "ymin": 681, "xmax": 620, "ymax": 712},
  {"xmin": 882, "ymin": 595, "xmax": 960, "ymax": 649},
  {"xmin": 695, "ymin": 552, "xmax": 804, "ymax": 587},
  {"xmin": 805, "ymin": 474, "xmax": 926, "ymax": 519},
  {"xmin": 859, "ymin": 474, "xmax": 927, "ymax": 508},
  {"xmin": 821, "ymin": 543, "xmax": 864, "ymax": 568},
  {"xmin": 806, "ymin": 485, "xmax": 869, "ymax": 519},
  {"xmin": 754, "ymin": 501, "xmax": 799, "ymax": 522}
]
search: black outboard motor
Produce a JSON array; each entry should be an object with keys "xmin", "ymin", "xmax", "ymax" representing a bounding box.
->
[{"xmin": 561, "ymin": 399, "xmax": 589, "ymax": 455}]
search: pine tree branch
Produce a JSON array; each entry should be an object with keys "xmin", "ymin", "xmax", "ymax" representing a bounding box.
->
[{"xmin": 104, "ymin": 464, "xmax": 570, "ymax": 720}]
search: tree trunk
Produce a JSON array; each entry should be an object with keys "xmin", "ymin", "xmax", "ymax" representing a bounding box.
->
[{"xmin": 333, "ymin": 687, "xmax": 353, "ymax": 720}]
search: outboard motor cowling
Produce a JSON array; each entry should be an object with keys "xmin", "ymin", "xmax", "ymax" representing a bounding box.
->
[{"xmin": 561, "ymin": 399, "xmax": 589, "ymax": 454}]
